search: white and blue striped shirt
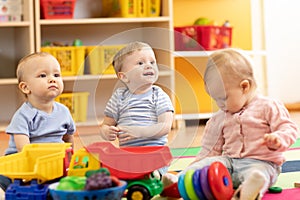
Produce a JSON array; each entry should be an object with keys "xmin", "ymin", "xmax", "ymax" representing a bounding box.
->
[{"xmin": 104, "ymin": 85, "xmax": 174, "ymax": 146}]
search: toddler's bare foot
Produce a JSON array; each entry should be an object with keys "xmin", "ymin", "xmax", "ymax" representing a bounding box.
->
[
  {"xmin": 232, "ymin": 171, "xmax": 265, "ymax": 200},
  {"xmin": 0, "ymin": 188, "xmax": 5, "ymax": 200}
]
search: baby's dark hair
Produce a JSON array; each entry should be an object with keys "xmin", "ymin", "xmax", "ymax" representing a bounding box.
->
[{"xmin": 112, "ymin": 41, "xmax": 153, "ymax": 73}]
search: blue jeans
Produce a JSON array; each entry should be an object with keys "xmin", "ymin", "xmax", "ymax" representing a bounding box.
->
[{"xmin": 180, "ymin": 156, "xmax": 280, "ymax": 194}]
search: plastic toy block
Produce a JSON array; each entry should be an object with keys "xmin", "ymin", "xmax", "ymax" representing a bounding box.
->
[{"xmin": 6, "ymin": 179, "xmax": 49, "ymax": 200}]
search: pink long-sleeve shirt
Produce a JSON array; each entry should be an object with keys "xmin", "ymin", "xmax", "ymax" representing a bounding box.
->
[{"xmin": 197, "ymin": 95, "xmax": 298, "ymax": 166}]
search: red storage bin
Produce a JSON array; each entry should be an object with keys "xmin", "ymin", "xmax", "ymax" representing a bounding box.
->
[
  {"xmin": 40, "ymin": 0, "xmax": 76, "ymax": 19},
  {"xmin": 174, "ymin": 25, "xmax": 232, "ymax": 51}
]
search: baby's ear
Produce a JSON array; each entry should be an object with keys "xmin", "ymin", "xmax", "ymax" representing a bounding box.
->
[
  {"xmin": 240, "ymin": 79, "xmax": 251, "ymax": 93},
  {"xmin": 118, "ymin": 72, "xmax": 129, "ymax": 83},
  {"xmin": 18, "ymin": 82, "xmax": 30, "ymax": 95}
]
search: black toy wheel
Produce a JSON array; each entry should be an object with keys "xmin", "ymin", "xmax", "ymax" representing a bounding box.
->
[{"xmin": 126, "ymin": 185, "xmax": 151, "ymax": 200}]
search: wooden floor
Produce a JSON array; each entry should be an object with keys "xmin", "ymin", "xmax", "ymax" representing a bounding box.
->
[{"xmin": 1, "ymin": 111, "xmax": 300, "ymax": 156}]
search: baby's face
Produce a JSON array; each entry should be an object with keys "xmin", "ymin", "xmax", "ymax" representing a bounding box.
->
[
  {"xmin": 119, "ymin": 48, "xmax": 158, "ymax": 93},
  {"xmin": 21, "ymin": 55, "xmax": 64, "ymax": 101},
  {"xmin": 205, "ymin": 67, "xmax": 247, "ymax": 114}
]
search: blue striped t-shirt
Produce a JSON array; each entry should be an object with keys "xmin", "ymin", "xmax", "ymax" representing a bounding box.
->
[{"xmin": 104, "ymin": 85, "xmax": 174, "ymax": 146}]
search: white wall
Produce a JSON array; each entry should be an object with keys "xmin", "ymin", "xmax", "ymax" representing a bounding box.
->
[{"xmin": 264, "ymin": 0, "xmax": 300, "ymax": 103}]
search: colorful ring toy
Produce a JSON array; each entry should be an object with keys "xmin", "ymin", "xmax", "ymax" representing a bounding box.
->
[
  {"xmin": 184, "ymin": 170, "xmax": 199, "ymax": 200},
  {"xmin": 200, "ymin": 166, "xmax": 216, "ymax": 200},
  {"xmin": 192, "ymin": 169, "xmax": 206, "ymax": 200},
  {"xmin": 178, "ymin": 173, "xmax": 190, "ymax": 200},
  {"xmin": 268, "ymin": 186, "xmax": 282, "ymax": 193},
  {"xmin": 208, "ymin": 161, "xmax": 233, "ymax": 200}
]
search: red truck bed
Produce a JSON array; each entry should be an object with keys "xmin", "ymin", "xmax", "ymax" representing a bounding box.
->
[{"xmin": 85, "ymin": 142, "xmax": 173, "ymax": 179}]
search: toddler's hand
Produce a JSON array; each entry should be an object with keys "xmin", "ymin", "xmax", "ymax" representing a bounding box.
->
[
  {"xmin": 263, "ymin": 134, "xmax": 281, "ymax": 150},
  {"xmin": 118, "ymin": 132, "xmax": 136, "ymax": 144},
  {"xmin": 102, "ymin": 125, "xmax": 119, "ymax": 141}
]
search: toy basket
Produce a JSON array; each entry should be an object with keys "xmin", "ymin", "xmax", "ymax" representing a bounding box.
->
[
  {"xmin": 49, "ymin": 181, "xmax": 127, "ymax": 200},
  {"xmin": 40, "ymin": 0, "xmax": 76, "ymax": 19},
  {"xmin": 86, "ymin": 45, "xmax": 125, "ymax": 75},
  {"xmin": 41, "ymin": 46, "xmax": 85, "ymax": 76},
  {"xmin": 174, "ymin": 25, "xmax": 232, "ymax": 51},
  {"xmin": 55, "ymin": 92, "xmax": 89, "ymax": 122}
]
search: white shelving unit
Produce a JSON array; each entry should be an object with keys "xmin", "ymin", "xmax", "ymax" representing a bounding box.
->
[{"xmin": 0, "ymin": 0, "xmax": 34, "ymax": 131}]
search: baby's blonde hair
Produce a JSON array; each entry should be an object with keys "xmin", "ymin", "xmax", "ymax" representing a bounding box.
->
[
  {"xmin": 112, "ymin": 41, "xmax": 153, "ymax": 73},
  {"xmin": 205, "ymin": 48, "xmax": 257, "ymax": 90},
  {"xmin": 16, "ymin": 52, "xmax": 53, "ymax": 83}
]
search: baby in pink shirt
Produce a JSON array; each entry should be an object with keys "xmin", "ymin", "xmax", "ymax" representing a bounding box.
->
[{"xmin": 164, "ymin": 48, "xmax": 298, "ymax": 200}]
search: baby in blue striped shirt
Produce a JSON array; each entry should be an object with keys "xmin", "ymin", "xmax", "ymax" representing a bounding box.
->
[{"xmin": 100, "ymin": 41, "xmax": 174, "ymax": 151}]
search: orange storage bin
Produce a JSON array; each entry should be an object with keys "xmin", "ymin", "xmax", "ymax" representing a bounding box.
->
[
  {"xmin": 174, "ymin": 25, "xmax": 232, "ymax": 51},
  {"xmin": 40, "ymin": 0, "xmax": 76, "ymax": 19}
]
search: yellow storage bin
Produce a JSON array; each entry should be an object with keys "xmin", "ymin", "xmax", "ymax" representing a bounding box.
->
[
  {"xmin": 0, "ymin": 143, "xmax": 72, "ymax": 183},
  {"xmin": 41, "ymin": 46, "xmax": 85, "ymax": 76},
  {"xmin": 135, "ymin": 0, "xmax": 162, "ymax": 17},
  {"xmin": 147, "ymin": 0, "xmax": 161, "ymax": 17},
  {"xmin": 86, "ymin": 45, "xmax": 125, "ymax": 75},
  {"xmin": 55, "ymin": 92, "xmax": 89, "ymax": 122},
  {"xmin": 137, "ymin": 0, "xmax": 147, "ymax": 17},
  {"xmin": 102, "ymin": 0, "xmax": 137, "ymax": 17},
  {"xmin": 101, "ymin": 0, "xmax": 160, "ymax": 17}
]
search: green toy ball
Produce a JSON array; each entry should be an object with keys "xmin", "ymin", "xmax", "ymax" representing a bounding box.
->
[{"xmin": 73, "ymin": 39, "xmax": 83, "ymax": 46}]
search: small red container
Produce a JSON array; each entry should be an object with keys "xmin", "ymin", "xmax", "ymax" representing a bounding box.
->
[
  {"xmin": 40, "ymin": 0, "xmax": 76, "ymax": 19},
  {"xmin": 174, "ymin": 25, "xmax": 232, "ymax": 51}
]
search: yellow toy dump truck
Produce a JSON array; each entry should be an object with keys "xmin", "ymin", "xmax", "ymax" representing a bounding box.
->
[{"xmin": 0, "ymin": 143, "xmax": 72, "ymax": 184}]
